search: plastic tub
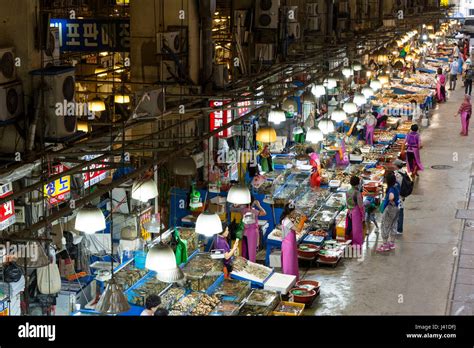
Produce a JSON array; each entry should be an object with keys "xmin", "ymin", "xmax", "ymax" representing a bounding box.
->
[
  {"xmin": 134, "ymin": 250, "xmax": 147, "ymax": 270},
  {"xmin": 289, "ymin": 288, "xmax": 317, "ymax": 305},
  {"xmin": 295, "ymin": 280, "xmax": 321, "ymax": 292}
]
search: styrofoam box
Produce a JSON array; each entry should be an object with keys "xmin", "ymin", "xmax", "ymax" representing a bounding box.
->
[
  {"xmin": 269, "ymin": 250, "xmax": 282, "ymax": 268},
  {"xmin": 264, "ymin": 272, "xmax": 297, "ymax": 295},
  {"xmin": 211, "ymin": 196, "xmax": 227, "ymax": 204}
]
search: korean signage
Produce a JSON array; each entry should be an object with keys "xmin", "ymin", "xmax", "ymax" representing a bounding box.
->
[
  {"xmin": 44, "ymin": 164, "xmax": 71, "ymax": 205},
  {"xmin": 139, "ymin": 207, "xmax": 153, "ymax": 242},
  {"xmin": 236, "ymin": 94, "xmax": 253, "ymax": 117},
  {"xmin": 50, "ymin": 18, "xmax": 130, "ymax": 52},
  {"xmin": 210, "ymin": 100, "xmax": 232, "ymax": 138},
  {"xmin": 82, "ymin": 155, "xmax": 108, "ymax": 189},
  {"xmin": 0, "ymin": 182, "xmax": 15, "ymax": 231}
]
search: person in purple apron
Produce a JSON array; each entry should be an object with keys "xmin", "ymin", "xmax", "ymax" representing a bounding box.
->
[
  {"xmin": 345, "ymin": 176, "xmax": 365, "ymax": 246},
  {"xmin": 455, "ymin": 94, "xmax": 472, "ymax": 136},
  {"xmin": 279, "ymin": 203, "xmax": 299, "ymax": 280},
  {"xmin": 405, "ymin": 124, "xmax": 424, "ymax": 178},
  {"xmin": 436, "ymin": 67, "xmax": 447, "ymax": 103},
  {"xmin": 241, "ymin": 198, "xmax": 266, "ymax": 263},
  {"xmin": 214, "ymin": 223, "xmax": 239, "ymax": 278},
  {"xmin": 365, "ymin": 112, "xmax": 377, "ymax": 146}
]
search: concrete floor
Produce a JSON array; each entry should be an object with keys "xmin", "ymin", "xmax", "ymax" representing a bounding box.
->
[{"xmin": 302, "ymin": 86, "xmax": 473, "ymax": 315}]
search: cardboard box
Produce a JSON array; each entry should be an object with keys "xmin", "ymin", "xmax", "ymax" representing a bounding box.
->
[
  {"xmin": 208, "ymin": 203, "xmax": 225, "ymax": 214},
  {"xmin": 59, "ymin": 258, "xmax": 75, "ymax": 278}
]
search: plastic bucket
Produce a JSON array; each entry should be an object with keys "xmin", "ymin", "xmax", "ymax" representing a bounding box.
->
[{"xmin": 134, "ymin": 250, "xmax": 147, "ymax": 269}]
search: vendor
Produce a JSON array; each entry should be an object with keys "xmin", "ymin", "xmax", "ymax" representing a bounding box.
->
[
  {"xmin": 305, "ymin": 147, "xmax": 321, "ymax": 188},
  {"xmin": 365, "ymin": 112, "xmax": 377, "ymax": 146},
  {"xmin": 259, "ymin": 144, "xmax": 273, "ymax": 173},
  {"xmin": 241, "ymin": 198, "xmax": 267, "ymax": 263},
  {"xmin": 345, "ymin": 176, "xmax": 365, "ymax": 246},
  {"xmin": 140, "ymin": 294, "xmax": 162, "ymax": 316},
  {"xmin": 280, "ymin": 203, "xmax": 299, "ymax": 280},
  {"xmin": 214, "ymin": 223, "xmax": 239, "ymax": 278}
]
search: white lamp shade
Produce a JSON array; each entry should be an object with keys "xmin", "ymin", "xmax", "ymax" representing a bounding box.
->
[
  {"xmin": 331, "ymin": 108, "xmax": 347, "ymax": 122},
  {"xmin": 318, "ymin": 120, "xmax": 335, "ymax": 134},
  {"xmin": 306, "ymin": 128, "xmax": 324, "ymax": 143},
  {"xmin": 370, "ymin": 79, "xmax": 382, "ymax": 91},
  {"xmin": 343, "ymin": 102, "xmax": 358, "ymax": 114},
  {"xmin": 268, "ymin": 109, "xmax": 286, "ymax": 124},
  {"xmin": 353, "ymin": 93, "xmax": 367, "ymax": 107},
  {"xmin": 342, "ymin": 67, "xmax": 353, "ymax": 77},
  {"xmin": 145, "ymin": 244, "xmax": 184, "ymax": 282},
  {"xmin": 227, "ymin": 185, "xmax": 251, "ymax": 205},
  {"xmin": 114, "ymin": 94, "xmax": 130, "ymax": 104},
  {"xmin": 327, "ymin": 78, "xmax": 338, "ymax": 89},
  {"xmin": 195, "ymin": 212, "xmax": 223, "ymax": 236},
  {"xmin": 132, "ymin": 179, "xmax": 158, "ymax": 202},
  {"xmin": 311, "ymin": 84, "xmax": 326, "ymax": 98},
  {"xmin": 328, "ymin": 97, "xmax": 338, "ymax": 106},
  {"xmin": 352, "ymin": 63, "xmax": 362, "ymax": 71},
  {"xmin": 75, "ymin": 206, "xmax": 106, "ymax": 234},
  {"xmin": 362, "ymin": 86, "xmax": 374, "ymax": 98},
  {"xmin": 95, "ymin": 278, "xmax": 130, "ymax": 314}
]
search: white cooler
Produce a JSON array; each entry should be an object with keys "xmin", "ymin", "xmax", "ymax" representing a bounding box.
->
[{"xmin": 264, "ymin": 272, "xmax": 297, "ymax": 295}]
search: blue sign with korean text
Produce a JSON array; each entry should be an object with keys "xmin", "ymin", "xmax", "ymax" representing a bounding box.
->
[{"xmin": 50, "ymin": 18, "xmax": 130, "ymax": 52}]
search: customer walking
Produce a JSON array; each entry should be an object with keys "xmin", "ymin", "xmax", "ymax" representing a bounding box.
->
[
  {"xmin": 345, "ymin": 176, "xmax": 365, "ymax": 246},
  {"xmin": 393, "ymin": 159, "xmax": 410, "ymax": 235},
  {"xmin": 436, "ymin": 67, "xmax": 447, "ymax": 103},
  {"xmin": 449, "ymin": 58, "xmax": 459, "ymax": 91},
  {"xmin": 464, "ymin": 60, "xmax": 473, "ymax": 96},
  {"xmin": 405, "ymin": 124, "xmax": 424, "ymax": 178},
  {"xmin": 455, "ymin": 94, "xmax": 472, "ymax": 136},
  {"xmin": 377, "ymin": 172, "xmax": 400, "ymax": 252}
]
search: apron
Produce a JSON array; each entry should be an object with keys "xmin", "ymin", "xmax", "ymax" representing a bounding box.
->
[
  {"xmin": 348, "ymin": 206, "xmax": 364, "ymax": 246},
  {"xmin": 406, "ymin": 133, "xmax": 424, "ymax": 173},
  {"xmin": 281, "ymin": 229, "xmax": 299, "ymax": 280},
  {"xmin": 241, "ymin": 208, "xmax": 259, "ymax": 262},
  {"xmin": 461, "ymin": 111, "xmax": 470, "ymax": 135}
]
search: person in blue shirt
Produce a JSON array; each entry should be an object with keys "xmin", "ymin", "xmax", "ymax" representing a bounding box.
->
[
  {"xmin": 458, "ymin": 56, "xmax": 464, "ymax": 76},
  {"xmin": 377, "ymin": 172, "xmax": 400, "ymax": 252}
]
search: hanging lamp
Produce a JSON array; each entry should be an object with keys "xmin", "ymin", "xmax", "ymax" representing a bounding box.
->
[
  {"xmin": 114, "ymin": 86, "xmax": 130, "ymax": 104},
  {"xmin": 331, "ymin": 108, "xmax": 348, "ymax": 122},
  {"xmin": 171, "ymin": 156, "xmax": 197, "ymax": 176},
  {"xmin": 74, "ymin": 205, "xmax": 106, "ymax": 234},
  {"xmin": 353, "ymin": 93, "xmax": 367, "ymax": 107},
  {"xmin": 227, "ymin": 185, "xmax": 251, "ymax": 205},
  {"xmin": 306, "ymin": 128, "xmax": 324, "ymax": 143},
  {"xmin": 362, "ymin": 86, "xmax": 375, "ymax": 98},
  {"xmin": 145, "ymin": 244, "xmax": 184, "ymax": 282},
  {"xmin": 311, "ymin": 84, "xmax": 326, "ymax": 98},
  {"xmin": 352, "ymin": 63, "xmax": 362, "ymax": 72},
  {"xmin": 95, "ymin": 278, "xmax": 131, "ymax": 314},
  {"xmin": 268, "ymin": 109, "xmax": 286, "ymax": 124},
  {"xmin": 88, "ymin": 96, "xmax": 106, "ymax": 112},
  {"xmin": 318, "ymin": 120, "xmax": 335, "ymax": 135},
  {"xmin": 342, "ymin": 67, "xmax": 353, "ymax": 78},
  {"xmin": 131, "ymin": 178, "xmax": 158, "ymax": 202},
  {"xmin": 256, "ymin": 126, "xmax": 277, "ymax": 143},
  {"xmin": 370, "ymin": 79, "xmax": 382, "ymax": 91},
  {"xmin": 343, "ymin": 102, "xmax": 358, "ymax": 114},
  {"xmin": 324, "ymin": 78, "xmax": 338, "ymax": 89},
  {"xmin": 195, "ymin": 212, "xmax": 223, "ymax": 237}
]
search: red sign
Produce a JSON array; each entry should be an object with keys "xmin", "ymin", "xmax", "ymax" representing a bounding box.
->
[
  {"xmin": 210, "ymin": 100, "xmax": 232, "ymax": 138},
  {"xmin": 82, "ymin": 155, "xmax": 108, "ymax": 189},
  {"xmin": 0, "ymin": 182, "xmax": 15, "ymax": 231}
]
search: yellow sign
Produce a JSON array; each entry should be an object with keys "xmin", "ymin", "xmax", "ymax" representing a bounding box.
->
[{"xmin": 44, "ymin": 176, "xmax": 71, "ymax": 205}]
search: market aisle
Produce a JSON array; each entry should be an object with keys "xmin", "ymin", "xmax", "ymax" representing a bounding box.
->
[{"xmin": 303, "ymin": 87, "xmax": 472, "ymax": 315}]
